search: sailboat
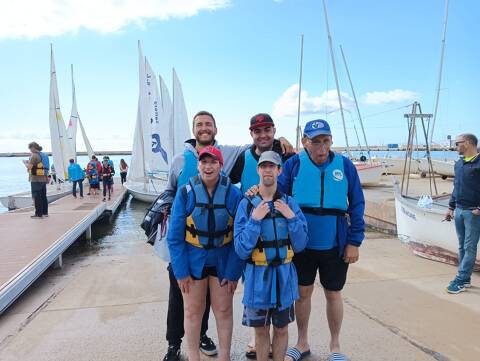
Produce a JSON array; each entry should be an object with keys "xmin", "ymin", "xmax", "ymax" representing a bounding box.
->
[
  {"xmin": 67, "ymin": 64, "xmax": 95, "ymax": 159},
  {"xmin": 1, "ymin": 45, "xmax": 74, "ymax": 210},
  {"xmin": 126, "ymin": 42, "xmax": 191, "ymax": 203},
  {"xmin": 321, "ymin": 0, "xmax": 383, "ymax": 186}
]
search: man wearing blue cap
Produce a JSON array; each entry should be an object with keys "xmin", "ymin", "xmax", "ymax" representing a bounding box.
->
[{"xmin": 278, "ymin": 119, "xmax": 365, "ymax": 361}]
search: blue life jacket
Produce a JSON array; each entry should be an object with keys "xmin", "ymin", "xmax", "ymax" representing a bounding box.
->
[
  {"xmin": 241, "ymin": 150, "xmax": 260, "ymax": 193},
  {"xmin": 247, "ymin": 194, "xmax": 294, "ymax": 266},
  {"xmin": 89, "ymin": 169, "xmax": 99, "ymax": 185},
  {"xmin": 33, "ymin": 151, "xmax": 49, "ymax": 176},
  {"xmin": 292, "ymin": 151, "xmax": 348, "ymax": 215},
  {"xmin": 184, "ymin": 175, "xmax": 234, "ymax": 249},
  {"xmin": 178, "ymin": 149, "xmax": 198, "ymax": 187},
  {"xmin": 241, "ymin": 149, "xmax": 284, "ymax": 193}
]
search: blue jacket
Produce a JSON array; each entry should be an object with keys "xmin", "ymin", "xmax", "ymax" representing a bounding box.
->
[
  {"xmin": 167, "ymin": 176, "xmax": 244, "ymax": 282},
  {"xmin": 449, "ymin": 155, "xmax": 480, "ymax": 210},
  {"xmin": 68, "ymin": 163, "xmax": 85, "ymax": 181},
  {"xmin": 234, "ymin": 194, "xmax": 308, "ymax": 310},
  {"xmin": 278, "ymin": 151, "xmax": 365, "ymax": 256}
]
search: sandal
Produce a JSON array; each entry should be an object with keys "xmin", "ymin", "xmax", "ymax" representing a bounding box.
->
[{"xmin": 285, "ymin": 347, "xmax": 311, "ymax": 361}]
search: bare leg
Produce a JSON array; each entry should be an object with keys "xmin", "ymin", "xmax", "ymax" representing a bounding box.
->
[
  {"xmin": 209, "ymin": 276, "xmax": 234, "ymax": 361},
  {"xmin": 272, "ymin": 326, "xmax": 288, "ymax": 361},
  {"xmin": 324, "ymin": 289, "xmax": 343, "ymax": 353},
  {"xmin": 255, "ymin": 326, "xmax": 270, "ymax": 361},
  {"xmin": 285, "ymin": 285, "xmax": 313, "ymax": 361},
  {"xmin": 183, "ymin": 278, "xmax": 208, "ymax": 361}
]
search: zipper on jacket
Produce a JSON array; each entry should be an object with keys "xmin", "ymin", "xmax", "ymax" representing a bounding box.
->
[{"xmin": 320, "ymin": 170, "xmax": 326, "ymax": 208}]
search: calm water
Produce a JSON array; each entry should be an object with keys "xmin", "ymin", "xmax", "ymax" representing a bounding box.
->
[{"xmin": 0, "ymin": 155, "xmax": 131, "ymax": 213}]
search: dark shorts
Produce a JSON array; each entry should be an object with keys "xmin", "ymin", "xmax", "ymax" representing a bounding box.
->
[
  {"xmin": 242, "ymin": 304, "xmax": 295, "ymax": 329},
  {"xmin": 191, "ymin": 266, "xmax": 218, "ymax": 280},
  {"xmin": 293, "ymin": 248, "xmax": 348, "ymax": 291},
  {"xmin": 89, "ymin": 183, "xmax": 99, "ymax": 189}
]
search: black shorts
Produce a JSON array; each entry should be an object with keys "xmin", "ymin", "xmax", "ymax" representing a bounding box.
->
[
  {"xmin": 191, "ymin": 266, "xmax": 218, "ymax": 280},
  {"xmin": 293, "ymin": 248, "xmax": 348, "ymax": 291},
  {"xmin": 242, "ymin": 304, "xmax": 295, "ymax": 329}
]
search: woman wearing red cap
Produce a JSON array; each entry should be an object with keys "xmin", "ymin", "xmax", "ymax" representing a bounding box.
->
[{"xmin": 167, "ymin": 146, "xmax": 243, "ymax": 361}]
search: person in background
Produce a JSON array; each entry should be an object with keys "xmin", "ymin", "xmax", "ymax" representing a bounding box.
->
[
  {"xmin": 26, "ymin": 142, "xmax": 49, "ymax": 218},
  {"xmin": 234, "ymin": 151, "xmax": 308, "ymax": 361},
  {"xmin": 87, "ymin": 163, "xmax": 100, "ymax": 196},
  {"xmin": 50, "ymin": 164, "xmax": 57, "ymax": 184},
  {"xmin": 167, "ymin": 146, "xmax": 243, "ymax": 361},
  {"xmin": 68, "ymin": 159, "xmax": 85, "ymax": 198},
  {"xmin": 445, "ymin": 133, "xmax": 480, "ymax": 293},
  {"xmin": 101, "ymin": 157, "xmax": 115, "ymax": 201},
  {"xmin": 119, "ymin": 159, "xmax": 128, "ymax": 185}
]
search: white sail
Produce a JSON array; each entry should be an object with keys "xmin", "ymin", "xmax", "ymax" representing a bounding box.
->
[
  {"xmin": 171, "ymin": 68, "xmax": 191, "ymax": 156},
  {"xmin": 66, "ymin": 67, "xmax": 78, "ymax": 158},
  {"xmin": 128, "ymin": 42, "xmax": 147, "ymax": 182},
  {"xmin": 159, "ymin": 74, "xmax": 173, "ymax": 163},
  {"xmin": 68, "ymin": 64, "xmax": 94, "ymax": 159},
  {"xmin": 49, "ymin": 45, "xmax": 74, "ymax": 181},
  {"xmin": 144, "ymin": 58, "xmax": 169, "ymax": 175}
]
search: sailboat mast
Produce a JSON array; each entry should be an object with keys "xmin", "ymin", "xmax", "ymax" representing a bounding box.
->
[
  {"xmin": 340, "ymin": 45, "xmax": 371, "ymax": 161},
  {"xmin": 429, "ymin": 0, "xmax": 449, "ymax": 145},
  {"xmin": 321, "ymin": 0, "xmax": 351, "ymax": 157},
  {"xmin": 70, "ymin": 64, "xmax": 77, "ymax": 161},
  {"xmin": 295, "ymin": 34, "xmax": 304, "ymax": 151},
  {"xmin": 171, "ymin": 68, "xmax": 175, "ymax": 156}
]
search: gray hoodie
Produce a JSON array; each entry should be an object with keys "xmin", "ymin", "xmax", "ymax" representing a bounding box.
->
[{"xmin": 162, "ymin": 139, "xmax": 249, "ymax": 203}]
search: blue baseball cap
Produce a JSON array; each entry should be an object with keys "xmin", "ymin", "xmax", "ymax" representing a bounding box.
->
[{"xmin": 303, "ymin": 119, "xmax": 331, "ymax": 138}]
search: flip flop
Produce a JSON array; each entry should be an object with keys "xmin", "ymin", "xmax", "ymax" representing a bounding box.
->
[
  {"xmin": 329, "ymin": 352, "xmax": 348, "ymax": 361},
  {"xmin": 245, "ymin": 344, "xmax": 274, "ymax": 359},
  {"xmin": 285, "ymin": 347, "xmax": 311, "ymax": 361}
]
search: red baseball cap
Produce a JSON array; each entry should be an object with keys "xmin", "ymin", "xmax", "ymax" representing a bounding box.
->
[
  {"xmin": 249, "ymin": 113, "xmax": 275, "ymax": 130},
  {"xmin": 198, "ymin": 146, "xmax": 224, "ymax": 165}
]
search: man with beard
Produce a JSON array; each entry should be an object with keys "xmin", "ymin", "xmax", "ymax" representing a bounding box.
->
[
  {"xmin": 230, "ymin": 113, "xmax": 295, "ymax": 194},
  {"xmin": 445, "ymin": 133, "xmax": 480, "ymax": 294},
  {"xmin": 158, "ymin": 111, "xmax": 292, "ymax": 361},
  {"xmin": 234, "ymin": 151, "xmax": 308, "ymax": 361}
]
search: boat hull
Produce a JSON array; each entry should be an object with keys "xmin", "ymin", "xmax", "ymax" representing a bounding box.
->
[
  {"xmin": 0, "ymin": 183, "xmax": 72, "ymax": 210},
  {"xmin": 355, "ymin": 163, "xmax": 384, "ymax": 186},
  {"xmin": 125, "ymin": 179, "xmax": 167, "ymax": 203},
  {"xmin": 393, "ymin": 183, "xmax": 479, "ymax": 268},
  {"xmin": 418, "ymin": 158, "xmax": 455, "ymax": 177},
  {"xmin": 373, "ymin": 157, "xmax": 420, "ymax": 175}
]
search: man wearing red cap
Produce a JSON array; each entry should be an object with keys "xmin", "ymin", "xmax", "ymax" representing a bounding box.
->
[
  {"xmin": 230, "ymin": 113, "xmax": 295, "ymax": 195},
  {"xmin": 167, "ymin": 146, "xmax": 243, "ymax": 361}
]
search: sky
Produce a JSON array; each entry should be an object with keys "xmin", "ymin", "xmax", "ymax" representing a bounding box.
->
[{"xmin": 0, "ymin": 0, "xmax": 478, "ymax": 152}]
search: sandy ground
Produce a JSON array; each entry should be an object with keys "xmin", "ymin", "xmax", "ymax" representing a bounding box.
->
[{"xmin": 0, "ymin": 229, "xmax": 478, "ymax": 361}]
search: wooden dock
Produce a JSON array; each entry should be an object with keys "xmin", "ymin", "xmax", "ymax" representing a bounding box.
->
[{"xmin": 0, "ymin": 183, "xmax": 128, "ymax": 314}]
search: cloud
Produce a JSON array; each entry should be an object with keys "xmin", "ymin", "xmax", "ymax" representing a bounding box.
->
[
  {"xmin": 272, "ymin": 84, "xmax": 354, "ymax": 119},
  {"xmin": 0, "ymin": 0, "xmax": 230, "ymax": 39},
  {"xmin": 364, "ymin": 89, "xmax": 419, "ymax": 105}
]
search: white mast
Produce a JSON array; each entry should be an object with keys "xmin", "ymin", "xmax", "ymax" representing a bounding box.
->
[
  {"xmin": 321, "ymin": 0, "xmax": 351, "ymax": 157},
  {"xmin": 295, "ymin": 34, "xmax": 304, "ymax": 151},
  {"xmin": 429, "ymin": 0, "xmax": 449, "ymax": 146},
  {"xmin": 339, "ymin": 45, "xmax": 371, "ymax": 161}
]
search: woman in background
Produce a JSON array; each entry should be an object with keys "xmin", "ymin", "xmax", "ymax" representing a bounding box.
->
[{"xmin": 119, "ymin": 159, "xmax": 128, "ymax": 185}]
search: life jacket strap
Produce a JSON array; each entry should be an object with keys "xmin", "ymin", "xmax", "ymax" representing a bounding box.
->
[
  {"xmin": 185, "ymin": 224, "xmax": 233, "ymax": 241},
  {"xmin": 194, "ymin": 202, "xmax": 227, "ymax": 210},
  {"xmin": 255, "ymin": 238, "xmax": 291, "ymax": 250},
  {"xmin": 301, "ymin": 207, "xmax": 347, "ymax": 216}
]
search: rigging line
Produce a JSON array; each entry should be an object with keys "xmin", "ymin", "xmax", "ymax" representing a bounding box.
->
[{"xmin": 361, "ymin": 103, "xmax": 413, "ymax": 119}]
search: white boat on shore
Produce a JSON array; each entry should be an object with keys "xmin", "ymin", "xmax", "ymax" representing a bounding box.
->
[
  {"xmin": 373, "ymin": 157, "xmax": 420, "ymax": 175},
  {"xmin": 418, "ymin": 158, "xmax": 455, "ymax": 178},
  {"xmin": 0, "ymin": 183, "xmax": 72, "ymax": 210},
  {"xmin": 355, "ymin": 162, "xmax": 384, "ymax": 186},
  {"xmin": 393, "ymin": 179, "xmax": 479, "ymax": 269}
]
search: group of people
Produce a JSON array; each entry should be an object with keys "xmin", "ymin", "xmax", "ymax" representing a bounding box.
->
[
  {"xmin": 68, "ymin": 155, "xmax": 120, "ymax": 201},
  {"xmin": 26, "ymin": 143, "xmax": 130, "ymax": 217},
  {"xmin": 143, "ymin": 111, "xmax": 365, "ymax": 361}
]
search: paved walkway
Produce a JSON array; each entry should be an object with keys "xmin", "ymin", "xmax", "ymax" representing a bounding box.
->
[{"xmin": 0, "ymin": 230, "xmax": 478, "ymax": 361}]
